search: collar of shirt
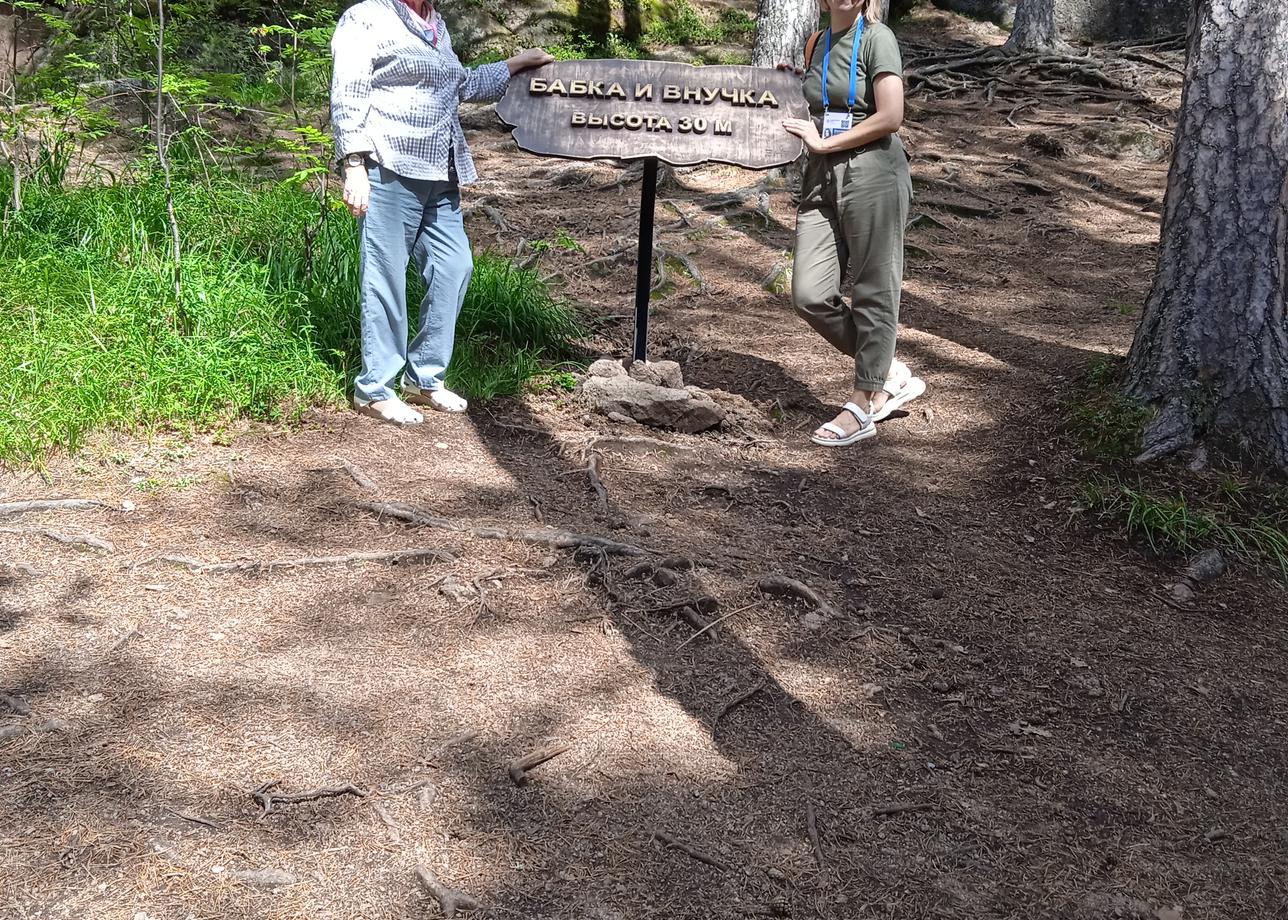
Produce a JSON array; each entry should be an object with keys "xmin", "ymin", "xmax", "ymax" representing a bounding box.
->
[{"xmin": 398, "ymin": 0, "xmax": 440, "ymax": 43}]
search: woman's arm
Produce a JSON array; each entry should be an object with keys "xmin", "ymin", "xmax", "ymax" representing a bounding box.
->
[
  {"xmin": 783, "ymin": 73, "xmax": 905, "ymax": 156},
  {"xmin": 460, "ymin": 48, "xmax": 554, "ymax": 103},
  {"xmin": 330, "ymin": 11, "xmax": 376, "ymax": 158}
]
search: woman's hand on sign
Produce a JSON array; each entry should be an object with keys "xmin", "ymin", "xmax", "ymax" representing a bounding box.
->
[
  {"xmin": 783, "ymin": 118, "xmax": 828, "ymax": 155},
  {"xmin": 776, "ymin": 62, "xmax": 804, "ymax": 76},
  {"xmin": 507, "ymin": 48, "xmax": 554, "ymax": 75},
  {"xmin": 342, "ymin": 163, "xmax": 371, "ymax": 218}
]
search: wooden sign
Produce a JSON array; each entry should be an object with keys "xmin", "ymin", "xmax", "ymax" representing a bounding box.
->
[{"xmin": 496, "ymin": 59, "xmax": 809, "ymax": 170}]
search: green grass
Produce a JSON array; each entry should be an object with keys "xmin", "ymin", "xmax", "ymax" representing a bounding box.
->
[
  {"xmin": 1079, "ymin": 477, "xmax": 1288, "ymax": 575},
  {"xmin": 1066, "ymin": 356, "xmax": 1288, "ymax": 576},
  {"xmin": 0, "ymin": 172, "xmax": 584, "ymax": 465},
  {"xmin": 1066, "ymin": 356, "xmax": 1149, "ymax": 462}
]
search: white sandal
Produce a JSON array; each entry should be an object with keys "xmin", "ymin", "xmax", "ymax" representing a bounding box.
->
[
  {"xmin": 872, "ymin": 376, "xmax": 926, "ymax": 422},
  {"xmin": 810, "ymin": 401, "xmax": 876, "ymax": 447},
  {"xmin": 403, "ymin": 383, "xmax": 468, "ymax": 413},
  {"xmin": 354, "ymin": 395, "xmax": 424, "ymax": 426}
]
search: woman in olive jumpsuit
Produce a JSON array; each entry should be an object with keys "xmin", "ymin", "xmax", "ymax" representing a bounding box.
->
[{"xmin": 783, "ymin": 0, "xmax": 925, "ymax": 447}]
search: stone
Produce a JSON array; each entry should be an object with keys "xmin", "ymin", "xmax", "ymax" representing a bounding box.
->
[
  {"xmin": 587, "ymin": 358, "xmax": 627, "ymax": 379},
  {"xmin": 582, "ymin": 376, "xmax": 724, "ymax": 434},
  {"xmin": 627, "ymin": 359, "xmax": 684, "ymax": 389}
]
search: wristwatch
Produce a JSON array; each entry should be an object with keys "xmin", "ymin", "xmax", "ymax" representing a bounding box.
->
[{"xmin": 344, "ymin": 152, "xmax": 366, "ymax": 168}]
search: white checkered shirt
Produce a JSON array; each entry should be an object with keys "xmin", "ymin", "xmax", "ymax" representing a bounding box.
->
[{"xmin": 330, "ymin": 0, "xmax": 511, "ymax": 184}]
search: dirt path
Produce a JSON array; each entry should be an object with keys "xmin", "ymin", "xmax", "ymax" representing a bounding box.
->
[{"xmin": 3, "ymin": 36, "xmax": 1288, "ymax": 920}]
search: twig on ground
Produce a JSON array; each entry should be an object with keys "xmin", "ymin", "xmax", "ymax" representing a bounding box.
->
[
  {"xmin": 712, "ymin": 677, "xmax": 768, "ymax": 730},
  {"xmin": 508, "ymin": 744, "xmax": 571, "ymax": 785},
  {"xmin": 251, "ymin": 781, "xmax": 367, "ymax": 819},
  {"xmin": 649, "ymin": 829, "xmax": 730, "ymax": 872},
  {"xmin": 163, "ymin": 807, "xmax": 221, "ymax": 830},
  {"xmin": 0, "ymin": 499, "xmax": 106, "ymax": 517},
  {"xmin": 806, "ymin": 801, "xmax": 825, "ymax": 869},
  {"xmin": 757, "ymin": 575, "xmax": 837, "ymax": 618},
  {"xmin": 654, "ymin": 246, "xmax": 708, "ymax": 293},
  {"xmin": 632, "ymin": 595, "xmax": 720, "ymax": 616},
  {"xmin": 160, "ymin": 547, "xmax": 454, "ymax": 575},
  {"xmin": 675, "ymin": 601, "xmax": 759, "ymax": 650},
  {"xmin": 414, "ymin": 866, "xmax": 479, "ymax": 919},
  {"xmin": 357, "ymin": 501, "xmax": 649, "ymax": 557},
  {"xmin": 0, "ymin": 527, "xmax": 115, "ymax": 553}
]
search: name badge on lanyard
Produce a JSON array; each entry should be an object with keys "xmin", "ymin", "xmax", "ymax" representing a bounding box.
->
[{"xmin": 820, "ymin": 16, "xmax": 865, "ymax": 139}]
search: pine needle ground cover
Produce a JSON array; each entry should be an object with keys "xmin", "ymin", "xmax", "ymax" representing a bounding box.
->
[{"xmin": 0, "ymin": 178, "xmax": 583, "ymax": 464}]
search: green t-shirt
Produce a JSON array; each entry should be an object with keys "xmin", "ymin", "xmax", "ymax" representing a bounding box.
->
[{"xmin": 802, "ymin": 20, "xmax": 903, "ymax": 123}]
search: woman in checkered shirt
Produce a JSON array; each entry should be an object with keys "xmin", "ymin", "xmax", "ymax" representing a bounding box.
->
[{"xmin": 332, "ymin": 0, "xmax": 553, "ymax": 425}]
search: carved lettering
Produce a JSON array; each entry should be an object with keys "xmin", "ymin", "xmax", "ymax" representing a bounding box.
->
[
  {"xmin": 663, "ymin": 84, "xmax": 681, "ymax": 102},
  {"xmin": 529, "ymin": 78, "xmax": 547, "ymax": 93},
  {"xmin": 571, "ymin": 111, "xmax": 587, "ymax": 126},
  {"xmin": 587, "ymin": 113, "xmax": 605, "ymax": 127},
  {"xmin": 714, "ymin": 119, "xmax": 732, "ymax": 136},
  {"xmin": 636, "ymin": 83, "xmax": 654, "ymax": 100},
  {"xmin": 682, "ymin": 86, "xmax": 702, "ymax": 103},
  {"xmin": 656, "ymin": 116, "xmax": 673, "ymax": 132},
  {"xmin": 569, "ymin": 79, "xmax": 587, "ymax": 95},
  {"xmin": 607, "ymin": 82, "xmax": 627, "ymax": 98},
  {"xmin": 759, "ymin": 90, "xmax": 779, "ymax": 107},
  {"xmin": 625, "ymin": 114, "xmax": 644, "ymax": 130}
]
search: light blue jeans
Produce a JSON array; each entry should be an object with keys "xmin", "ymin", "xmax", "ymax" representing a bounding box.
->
[{"xmin": 355, "ymin": 164, "xmax": 472, "ymax": 404}]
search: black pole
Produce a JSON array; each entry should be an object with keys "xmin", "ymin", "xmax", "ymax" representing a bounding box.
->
[{"xmin": 632, "ymin": 157, "xmax": 659, "ymax": 362}]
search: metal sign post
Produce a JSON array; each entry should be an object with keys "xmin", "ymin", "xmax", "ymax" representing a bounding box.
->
[{"xmin": 632, "ymin": 157, "xmax": 659, "ymax": 362}]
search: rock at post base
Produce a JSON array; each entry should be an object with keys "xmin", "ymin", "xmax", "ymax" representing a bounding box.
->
[{"xmin": 582, "ymin": 358, "xmax": 725, "ymax": 434}]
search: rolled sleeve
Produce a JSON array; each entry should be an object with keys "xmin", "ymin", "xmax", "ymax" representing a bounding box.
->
[
  {"xmin": 460, "ymin": 61, "xmax": 511, "ymax": 103},
  {"xmin": 330, "ymin": 11, "xmax": 376, "ymax": 156}
]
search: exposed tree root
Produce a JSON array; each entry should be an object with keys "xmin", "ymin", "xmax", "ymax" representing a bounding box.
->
[
  {"xmin": 508, "ymin": 744, "xmax": 571, "ymax": 785},
  {"xmin": 158, "ymin": 547, "xmax": 454, "ymax": 574},
  {"xmin": 757, "ymin": 575, "xmax": 837, "ymax": 618},
  {"xmin": 356, "ymin": 501, "xmax": 649, "ymax": 557},
  {"xmin": 414, "ymin": 866, "xmax": 480, "ymax": 918},
  {"xmin": 585, "ymin": 451, "xmax": 609, "ymax": 512},
  {"xmin": 0, "ymin": 499, "xmax": 105, "ymax": 517},
  {"xmin": 0, "ymin": 527, "xmax": 114, "ymax": 553},
  {"xmin": 649, "ymin": 829, "xmax": 730, "ymax": 872},
  {"xmin": 251, "ymin": 781, "xmax": 367, "ymax": 820},
  {"xmin": 806, "ymin": 801, "xmax": 825, "ymax": 869}
]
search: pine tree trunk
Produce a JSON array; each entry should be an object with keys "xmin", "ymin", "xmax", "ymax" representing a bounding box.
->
[
  {"xmin": 1126, "ymin": 0, "xmax": 1288, "ymax": 471},
  {"xmin": 752, "ymin": 0, "xmax": 819, "ymax": 69},
  {"xmin": 1005, "ymin": 0, "xmax": 1061, "ymax": 51}
]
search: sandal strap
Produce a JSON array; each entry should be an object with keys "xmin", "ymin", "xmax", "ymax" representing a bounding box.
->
[
  {"xmin": 819, "ymin": 422, "xmax": 849, "ymax": 438},
  {"xmin": 842, "ymin": 401, "xmax": 871, "ymax": 425}
]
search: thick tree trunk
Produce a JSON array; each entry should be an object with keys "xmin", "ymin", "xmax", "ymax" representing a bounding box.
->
[
  {"xmin": 1005, "ymin": 0, "xmax": 1063, "ymax": 51},
  {"xmin": 1126, "ymin": 0, "xmax": 1288, "ymax": 471},
  {"xmin": 752, "ymin": 0, "xmax": 819, "ymax": 69}
]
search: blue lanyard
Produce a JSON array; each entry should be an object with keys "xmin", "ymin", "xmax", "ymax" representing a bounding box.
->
[{"xmin": 820, "ymin": 16, "xmax": 865, "ymax": 111}]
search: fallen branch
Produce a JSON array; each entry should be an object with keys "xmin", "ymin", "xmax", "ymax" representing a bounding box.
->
[
  {"xmin": 508, "ymin": 744, "xmax": 571, "ymax": 785},
  {"xmin": 251, "ymin": 781, "xmax": 367, "ymax": 819},
  {"xmin": 0, "ymin": 527, "xmax": 114, "ymax": 553},
  {"xmin": 649, "ymin": 829, "xmax": 730, "ymax": 872},
  {"xmin": 653, "ymin": 246, "xmax": 708, "ymax": 293},
  {"xmin": 161, "ymin": 547, "xmax": 454, "ymax": 574},
  {"xmin": 757, "ymin": 575, "xmax": 837, "ymax": 618},
  {"xmin": 0, "ymin": 499, "xmax": 106, "ymax": 517},
  {"xmin": 0, "ymin": 693, "xmax": 31, "ymax": 715},
  {"xmin": 357, "ymin": 501, "xmax": 648, "ymax": 557},
  {"xmin": 415, "ymin": 866, "xmax": 479, "ymax": 919}
]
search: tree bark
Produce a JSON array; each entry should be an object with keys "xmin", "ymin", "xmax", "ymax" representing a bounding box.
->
[
  {"xmin": 752, "ymin": 0, "xmax": 819, "ymax": 69},
  {"xmin": 1126, "ymin": 0, "xmax": 1288, "ymax": 471},
  {"xmin": 1005, "ymin": 0, "xmax": 1063, "ymax": 52}
]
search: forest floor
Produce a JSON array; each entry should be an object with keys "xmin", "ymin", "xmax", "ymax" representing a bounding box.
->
[{"xmin": 3, "ymin": 10, "xmax": 1287, "ymax": 920}]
